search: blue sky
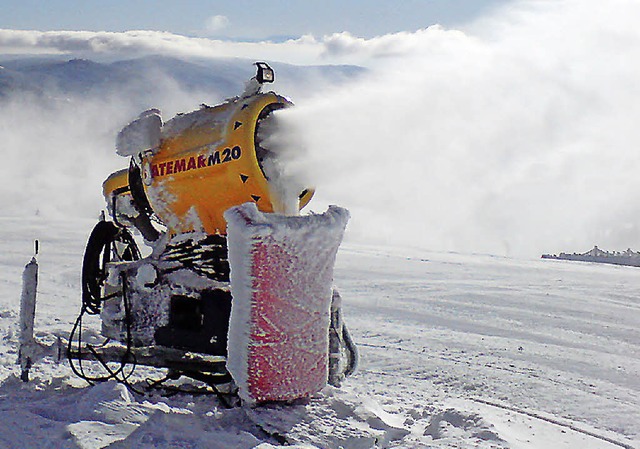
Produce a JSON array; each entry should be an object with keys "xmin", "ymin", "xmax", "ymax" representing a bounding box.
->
[{"xmin": 2, "ymin": 0, "xmax": 510, "ymax": 40}]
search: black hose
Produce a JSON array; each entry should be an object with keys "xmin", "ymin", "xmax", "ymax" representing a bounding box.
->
[
  {"xmin": 342, "ymin": 324, "xmax": 359, "ymax": 378},
  {"xmin": 81, "ymin": 221, "xmax": 139, "ymax": 315}
]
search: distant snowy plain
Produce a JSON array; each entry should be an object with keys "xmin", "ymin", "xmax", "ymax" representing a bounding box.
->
[{"xmin": 0, "ymin": 216, "xmax": 637, "ymax": 449}]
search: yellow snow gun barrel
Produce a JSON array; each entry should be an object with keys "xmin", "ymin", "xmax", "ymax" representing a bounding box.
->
[{"xmin": 103, "ymin": 64, "xmax": 314, "ymax": 236}]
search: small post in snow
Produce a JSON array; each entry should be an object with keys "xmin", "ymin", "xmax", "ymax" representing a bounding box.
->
[{"xmin": 18, "ymin": 240, "xmax": 39, "ymax": 382}]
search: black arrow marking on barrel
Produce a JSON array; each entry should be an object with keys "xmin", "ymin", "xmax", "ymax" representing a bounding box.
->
[
  {"xmin": 240, "ymin": 174, "xmax": 249, "ymax": 183},
  {"xmin": 241, "ymin": 104, "xmax": 249, "ymax": 110},
  {"xmin": 234, "ymin": 121, "xmax": 242, "ymax": 130},
  {"xmin": 251, "ymin": 195, "xmax": 261, "ymax": 202}
]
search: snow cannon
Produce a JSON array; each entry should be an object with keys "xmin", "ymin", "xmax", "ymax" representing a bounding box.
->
[
  {"xmin": 49, "ymin": 62, "xmax": 357, "ymax": 405},
  {"xmin": 103, "ymin": 63, "xmax": 313, "ymax": 239}
]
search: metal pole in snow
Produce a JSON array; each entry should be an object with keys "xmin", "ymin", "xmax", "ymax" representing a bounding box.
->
[
  {"xmin": 328, "ymin": 289, "xmax": 344, "ymax": 387},
  {"xmin": 18, "ymin": 240, "xmax": 39, "ymax": 382}
]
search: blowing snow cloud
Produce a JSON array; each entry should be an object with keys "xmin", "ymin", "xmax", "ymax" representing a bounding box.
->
[
  {"xmin": 272, "ymin": 0, "xmax": 640, "ymax": 256},
  {"xmin": 1, "ymin": 0, "xmax": 639, "ymax": 257}
]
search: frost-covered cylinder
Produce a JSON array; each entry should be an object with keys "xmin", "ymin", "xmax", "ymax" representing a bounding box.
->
[
  {"xmin": 18, "ymin": 256, "xmax": 38, "ymax": 379},
  {"xmin": 224, "ymin": 203, "xmax": 349, "ymax": 405}
]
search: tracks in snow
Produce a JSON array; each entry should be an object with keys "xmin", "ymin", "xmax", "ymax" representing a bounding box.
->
[
  {"xmin": 469, "ymin": 398, "xmax": 636, "ymax": 449},
  {"xmin": 358, "ymin": 341, "xmax": 638, "ymax": 449}
]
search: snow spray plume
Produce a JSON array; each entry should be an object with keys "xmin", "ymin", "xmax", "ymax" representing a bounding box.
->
[
  {"xmin": 256, "ymin": 111, "xmax": 310, "ymax": 216},
  {"xmin": 275, "ymin": 0, "xmax": 640, "ymax": 257},
  {"xmin": 0, "ymin": 73, "xmax": 228, "ymax": 219}
]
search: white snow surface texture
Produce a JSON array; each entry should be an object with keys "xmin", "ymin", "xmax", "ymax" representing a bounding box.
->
[
  {"xmin": 0, "ymin": 216, "xmax": 639, "ymax": 449},
  {"xmin": 224, "ymin": 203, "xmax": 349, "ymax": 405}
]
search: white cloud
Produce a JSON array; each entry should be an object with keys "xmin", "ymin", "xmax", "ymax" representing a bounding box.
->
[
  {"xmin": 0, "ymin": 29, "xmax": 317, "ymax": 64},
  {"xmin": 204, "ymin": 15, "xmax": 230, "ymax": 33},
  {"xmin": 0, "ymin": 27, "xmax": 463, "ymax": 66}
]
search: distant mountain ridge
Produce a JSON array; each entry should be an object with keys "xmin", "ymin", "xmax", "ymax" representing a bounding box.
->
[{"xmin": 0, "ymin": 55, "xmax": 365, "ymax": 102}]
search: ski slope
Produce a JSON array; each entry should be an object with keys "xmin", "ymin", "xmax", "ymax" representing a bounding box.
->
[{"xmin": 0, "ymin": 216, "xmax": 638, "ymax": 448}]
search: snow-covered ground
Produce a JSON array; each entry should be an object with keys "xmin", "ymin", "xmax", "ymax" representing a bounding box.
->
[{"xmin": 0, "ymin": 216, "xmax": 638, "ymax": 448}]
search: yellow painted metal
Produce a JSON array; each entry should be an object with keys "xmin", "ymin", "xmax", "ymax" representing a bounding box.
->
[
  {"xmin": 102, "ymin": 169, "xmax": 129, "ymax": 199},
  {"xmin": 119, "ymin": 92, "xmax": 314, "ymax": 235}
]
